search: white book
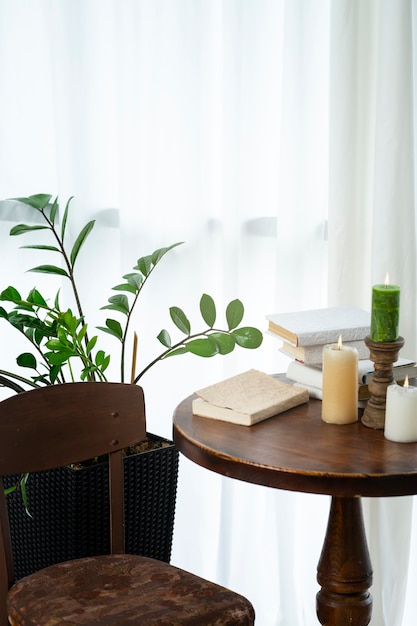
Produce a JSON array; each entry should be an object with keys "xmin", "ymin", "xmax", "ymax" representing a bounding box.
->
[
  {"xmin": 286, "ymin": 358, "xmax": 417, "ymax": 389},
  {"xmin": 278, "ymin": 339, "xmax": 369, "ymax": 365},
  {"xmin": 266, "ymin": 306, "xmax": 370, "ymax": 347},
  {"xmin": 286, "ymin": 361, "xmax": 323, "ymax": 388},
  {"xmin": 358, "ymin": 358, "xmax": 416, "ymax": 383}
]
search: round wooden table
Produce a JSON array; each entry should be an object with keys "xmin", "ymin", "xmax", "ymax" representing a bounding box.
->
[{"xmin": 173, "ymin": 393, "xmax": 417, "ymax": 626}]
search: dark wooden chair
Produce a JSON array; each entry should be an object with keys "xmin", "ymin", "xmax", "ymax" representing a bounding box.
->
[{"xmin": 0, "ymin": 382, "xmax": 255, "ymax": 626}]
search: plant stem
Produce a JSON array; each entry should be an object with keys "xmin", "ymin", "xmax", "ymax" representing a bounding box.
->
[
  {"xmin": 0, "ymin": 370, "xmax": 41, "ymax": 391},
  {"xmin": 120, "ymin": 264, "xmax": 161, "ymax": 382},
  {"xmin": 41, "ymin": 207, "xmax": 85, "ymax": 322},
  {"xmin": 40, "ymin": 204, "xmax": 95, "ymax": 380},
  {"xmin": 133, "ymin": 327, "xmax": 226, "ymax": 384}
]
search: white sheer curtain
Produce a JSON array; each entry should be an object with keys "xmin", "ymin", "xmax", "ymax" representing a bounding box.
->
[
  {"xmin": 329, "ymin": 3, "xmax": 417, "ymax": 626},
  {"xmin": 0, "ymin": 1, "xmax": 416, "ymax": 624}
]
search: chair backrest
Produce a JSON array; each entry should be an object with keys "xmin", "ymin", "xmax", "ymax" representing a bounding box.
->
[{"xmin": 0, "ymin": 382, "xmax": 146, "ymax": 594}]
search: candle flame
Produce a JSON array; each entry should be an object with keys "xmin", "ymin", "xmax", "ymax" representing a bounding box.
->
[
  {"xmin": 385, "ymin": 273, "xmax": 390, "ymax": 287},
  {"xmin": 337, "ymin": 335, "xmax": 343, "ymax": 350},
  {"xmin": 404, "ymin": 375, "xmax": 409, "ymax": 388}
]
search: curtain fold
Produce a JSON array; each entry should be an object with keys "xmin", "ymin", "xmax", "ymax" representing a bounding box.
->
[
  {"xmin": 0, "ymin": 1, "xmax": 416, "ymax": 624},
  {"xmin": 329, "ymin": 2, "xmax": 416, "ymax": 624}
]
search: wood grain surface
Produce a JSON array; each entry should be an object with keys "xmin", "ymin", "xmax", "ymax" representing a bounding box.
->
[{"xmin": 173, "ymin": 394, "xmax": 417, "ymax": 498}]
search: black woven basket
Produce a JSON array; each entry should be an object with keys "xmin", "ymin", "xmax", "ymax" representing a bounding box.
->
[{"xmin": 5, "ymin": 433, "xmax": 179, "ymax": 580}]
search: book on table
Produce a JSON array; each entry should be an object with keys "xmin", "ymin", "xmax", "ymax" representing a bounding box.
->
[
  {"xmin": 359, "ymin": 358, "xmax": 417, "ymax": 383},
  {"xmin": 192, "ymin": 369, "xmax": 309, "ymax": 426},
  {"xmin": 278, "ymin": 339, "xmax": 370, "ymax": 366},
  {"xmin": 285, "ymin": 358, "xmax": 417, "ymax": 401},
  {"xmin": 266, "ymin": 306, "xmax": 370, "ymax": 347}
]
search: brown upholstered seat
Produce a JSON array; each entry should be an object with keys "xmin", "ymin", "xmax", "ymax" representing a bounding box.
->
[{"xmin": 0, "ymin": 383, "xmax": 255, "ymax": 626}]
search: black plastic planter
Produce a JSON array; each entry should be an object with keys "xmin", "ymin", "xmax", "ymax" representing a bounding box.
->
[{"xmin": 5, "ymin": 433, "xmax": 179, "ymax": 580}]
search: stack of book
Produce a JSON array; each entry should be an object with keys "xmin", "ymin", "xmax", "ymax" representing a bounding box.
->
[
  {"xmin": 266, "ymin": 306, "xmax": 417, "ymax": 401},
  {"xmin": 266, "ymin": 306, "xmax": 371, "ymax": 365},
  {"xmin": 286, "ymin": 358, "xmax": 417, "ymax": 401}
]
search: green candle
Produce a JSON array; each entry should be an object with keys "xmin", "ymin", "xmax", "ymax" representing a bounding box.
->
[{"xmin": 370, "ymin": 281, "xmax": 400, "ymax": 342}]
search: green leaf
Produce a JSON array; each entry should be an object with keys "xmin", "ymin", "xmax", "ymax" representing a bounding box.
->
[
  {"xmin": 80, "ymin": 368, "xmax": 91, "ymax": 381},
  {"xmin": 4, "ymin": 484, "xmax": 17, "ymax": 496},
  {"xmin": 107, "ymin": 294, "xmax": 129, "ymax": 313},
  {"xmin": 169, "ymin": 307, "xmax": 190, "ymax": 334},
  {"xmin": 101, "ymin": 355, "xmax": 111, "ymax": 371},
  {"xmin": 27, "ymin": 265, "xmax": 69, "ymax": 278},
  {"xmin": 34, "ymin": 327, "xmax": 47, "ymax": 344},
  {"xmin": 16, "ymin": 353, "xmax": 37, "ymax": 369},
  {"xmin": 27, "ymin": 288, "xmax": 48, "ymax": 307},
  {"xmin": 101, "ymin": 293, "xmax": 130, "ymax": 314},
  {"xmin": 61, "ymin": 310, "xmax": 78, "ymax": 333},
  {"xmin": 106, "ymin": 318, "xmax": 123, "ymax": 338},
  {"xmin": 45, "ymin": 338, "xmax": 69, "ymax": 350},
  {"xmin": 49, "ymin": 197, "xmax": 59, "ymax": 223},
  {"xmin": 32, "ymin": 373, "xmax": 51, "ymax": 385},
  {"xmin": 97, "ymin": 318, "xmax": 123, "ymax": 340},
  {"xmin": 226, "ymin": 299, "xmax": 244, "ymax": 330},
  {"xmin": 77, "ymin": 324, "xmax": 88, "ymax": 344},
  {"xmin": 95, "ymin": 350, "xmax": 111, "ymax": 372},
  {"xmin": 29, "ymin": 317, "xmax": 54, "ymax": 332},
  {"xmin": 232, "ymin": 327, "xmax": 263, "ymax": 348},
  {"xmin": 10, "ymin": 224, "xmax": 49, "ymax": 236},
  {"xmin": 20, "ymin": 245, "xmax": 60, "ymax": 252},
  {"xmin": 12, "ymin": 301, "xmax": 36, "ymax": 313},
  {"xmin": 8, "ymin": 313, "xmax": 38, "ymax": 331},
  {"xmin": 45, "ymin": 350, "xmax": 76, "ymax": 365},
  {"xmin": 112, "ymin": 283, "xmax": 136, "ymax": 294},
  {"xmin": 135, "ymin": 255, "xmax": 152, "ymax": 277},
  {"xmin": 13, "ymin": 194, "xmax": 52, "ymax": 210},
  {"xmin": 100, "ymin": 304, "xmax": 129, "ymax": 315},
  {"xmin": 86, "ymin": 335, "xmax": 97, "ymax": 352},
  {"xmin": 70, "ymin": 220, "xmax": 95, "ymax": 266},
  {"xmin": 49, "ymin": 365, "xmax": 61, "ymax": 383},
  {"xmin": 54, "ymin": 290, "xmax": 61, "ymax": 310},
  {"xmin": 208, "ymin": 332, "xmax": 236, "ymax": 355},
  {"xmin": 151, "ymin": 242, "xmax": 183, "ymax": 264},
  {"xmin": 185, "ymin": 337, "xmax": 219, "ymax": 357},
  {"xmin": 0, "ymin": 286, "xmax": 21, "ymax": 302},
  {"xmin": 200, "ymin": 294, "xmax": 216, "ymax": 327},
  {"xmin": 95, "ymin": 350, "xmax": 105, "ymax": 365},
  {"xmin": 157, "ymin": 329, "xmax": 171, "ymax": 348},
  {"xmin": 61, "ymin": 196, "xmax": 73, "ymax": 240},
  {"xmin": 164, "ymin": 346, "xmax": 188, "ymax": 358},
  {"xmin": 123, "ymin": 273, "xmax": 143, "ymax": 290}
]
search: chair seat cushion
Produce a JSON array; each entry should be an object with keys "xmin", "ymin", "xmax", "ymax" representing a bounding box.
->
[{"xmin": 7, "ymin": 554, "xmax": 255, "ymax": 625}]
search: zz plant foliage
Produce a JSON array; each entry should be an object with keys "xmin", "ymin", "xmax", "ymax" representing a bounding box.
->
[{"xmin": 0, "ymin": 193, "xmax": 263, "ymax": 394}]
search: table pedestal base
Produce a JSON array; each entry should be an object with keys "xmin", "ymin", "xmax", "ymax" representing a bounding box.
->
[{"xmin": 316, "ymin": 497, "xmax": 373, "ymax": 626}]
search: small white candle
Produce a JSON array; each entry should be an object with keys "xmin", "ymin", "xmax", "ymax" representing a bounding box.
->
[
  {"xmin": 384, "ymin": 377, "xmax": 417, "ymax": 442},
  {"xmin": 322, "ymin": 336, "xmax": 358, "ymax": 424}
]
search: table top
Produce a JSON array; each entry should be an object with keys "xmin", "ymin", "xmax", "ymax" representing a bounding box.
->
[{"xmin": 173, "ymin": 392, "xmax": 417, "ymax": 498}]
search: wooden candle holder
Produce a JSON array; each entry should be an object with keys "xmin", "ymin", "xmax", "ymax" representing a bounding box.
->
[{"xmin": 361, "ymin": 335, "xmax": 404, "ymax": 430}]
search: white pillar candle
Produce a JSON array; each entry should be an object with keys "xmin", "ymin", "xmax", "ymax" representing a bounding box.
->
[
  {"xmin": 384, "ymin": 378, "xmax": 417, "ymax": 442},
  {"xmin": 322, "ymin": 337, "xmax": 358, "ymax": 424}
]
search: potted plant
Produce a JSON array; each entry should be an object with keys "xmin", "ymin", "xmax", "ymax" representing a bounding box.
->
[{"xmin": 0, "ymin": 193, "xmax": 263, "ymax": 579}]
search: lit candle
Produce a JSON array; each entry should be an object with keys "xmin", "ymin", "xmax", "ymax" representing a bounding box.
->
[
  {"xmin": 322, "ymin": 336, "xmax": 358, "ymax": 424},
  {"xmin": 370, "ymin": 274, "xmax": 400, "ymax": 342},
  {"xmin": 384, "ymin": 377, "xmax": 417, "ymax": 442}
]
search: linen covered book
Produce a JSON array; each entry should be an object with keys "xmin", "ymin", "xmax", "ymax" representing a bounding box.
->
[
  {"xmin": 266, "ymin": 306, "xmax": 370, "ymax": 347},
  {"xmin": 192, "ymin": 369, "xmax": 309, "ymax": 426}
]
